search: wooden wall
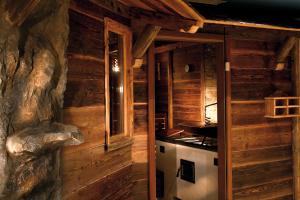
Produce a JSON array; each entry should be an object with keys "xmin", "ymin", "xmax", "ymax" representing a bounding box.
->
[
  {"xmin": 227, "ymin": 29, "xmax": 294, "ymax": 200},
  {"xmin": 172, "ymin": 45, "xmax": 205, "ymax": 125},
  {"xmin": 204, "ymin": 45, "xmax": 218, "ymax": 123},
  {"xmin": 155, "ymin": 52, "xmax": 170, "ymax": 122},
  {"xmin": 61, "ymin": 1, "xmax": 149, "ymax": 199},
  {"xmin": 132, "ymin": 57, "xmax": 149, "ymax": 199}
]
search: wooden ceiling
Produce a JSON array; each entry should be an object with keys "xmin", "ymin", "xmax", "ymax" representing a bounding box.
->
[
  {"xmin": 118, "ymin": 0, "xmax": 205, "ymax": 33},
  {"xmin": 119, "ymin": 0, "xmax": 175, "ymax": 14}
]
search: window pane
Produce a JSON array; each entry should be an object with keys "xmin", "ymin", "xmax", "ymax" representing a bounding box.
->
[{"xmin": 109, "ymin": 31, "xmax": 124, "ymax": 136}]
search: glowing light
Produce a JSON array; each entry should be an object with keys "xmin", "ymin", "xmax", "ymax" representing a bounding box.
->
[
  {"xmin": 112, "ymin": 58, "xmax": 120, "ymax": 72},
  {"xmin": 119, "ymin": 86, "xmax": 123, "ymax": 93}
]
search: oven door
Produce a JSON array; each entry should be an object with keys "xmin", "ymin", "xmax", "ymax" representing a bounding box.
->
[{"xmin": 176, "ymin": 144, "xmax": 218, "ymax": 200}]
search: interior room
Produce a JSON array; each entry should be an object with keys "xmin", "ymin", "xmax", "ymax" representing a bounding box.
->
[
  {"xmin": 1, "ymin": 0, "xmax": 300, "ymax": 200},
  {"xmin": 154, "ymin": 42, "xmax": 219, "ymax": 200}
]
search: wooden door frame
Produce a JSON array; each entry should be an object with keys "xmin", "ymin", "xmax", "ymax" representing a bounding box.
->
[
  {"xmin": 148, "ymin": 33, "xmax": 228, "ymax": 200},
  {"xmin": 148, "ymin": 44, "xmax": 156, "ymax": 200}
]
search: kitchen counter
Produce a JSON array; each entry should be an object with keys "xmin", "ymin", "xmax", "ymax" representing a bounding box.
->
[{"xmin": 156, "ymin": 134, "xmax": 217, "ymax": 152}]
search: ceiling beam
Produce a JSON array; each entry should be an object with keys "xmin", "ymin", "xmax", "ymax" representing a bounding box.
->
[
  {"xmin": 155, "ymin": 42, "xmax": 198, "ymax": 54},
  {"xmin": 90, "ymin": 0, "xmax": 129, "ymax": 18},
  {"xmin": 129, "ymin": 7, "xmax": 198, "ymax": 32},
  {"xmin": 275, "ymin": 37, "xmax": 296, "ymax": 70},
  {"xmin": 158, "ymin": 0, "xmax": 205, "ymax": 33},
  {"xmin": 156, "ymin": 30, "xmax": 224, "ymax": 43},
  {"xmin": 133, "ymin": 25, "xmax": 161, "ymax": 68},
  {"xmin": 5, "ymin": 0, "xmax": 41, "ymax": 26}
]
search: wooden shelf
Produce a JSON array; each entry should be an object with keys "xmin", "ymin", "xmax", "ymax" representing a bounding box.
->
[{"xmin": 265, "ymin": 97, "xmax": 300, "ymax": 118}]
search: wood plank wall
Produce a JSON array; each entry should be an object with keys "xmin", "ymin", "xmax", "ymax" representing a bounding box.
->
[
  {"xmin": 204, "ymin": 45, "xmax": 218, "ymax": 123},
  {"xmin": 173, "ymin": 45, "xmax": 205, "ymax": 125},
  {"xmin": 227, "ymin": 30, "xmax": 294, "ymax": 200},
  {"xmin": 155, "ymin": 52, "xmax": 170, "ymax": 122},
  {"xmin": 61, "ymin": 1, "xmax": 149, "ymax": 199},
  {"xmin": 132, "ymin": 56, "xmax": 149, "ymax": 199}
]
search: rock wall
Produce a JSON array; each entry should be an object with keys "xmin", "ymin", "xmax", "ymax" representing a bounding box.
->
[{"xmin": 0, "ymin": 1, "xmax": 82, "ymax": 199}]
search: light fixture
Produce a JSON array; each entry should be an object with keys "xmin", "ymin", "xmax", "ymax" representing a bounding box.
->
[{"xmin": 112, "ymin": 58, "xmax": 120, "ymax": 72}]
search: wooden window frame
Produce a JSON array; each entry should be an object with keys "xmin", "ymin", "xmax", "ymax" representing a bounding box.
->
[{"xmin": 104, "ymin": 17, "xmax": 133, "ymax": 149}]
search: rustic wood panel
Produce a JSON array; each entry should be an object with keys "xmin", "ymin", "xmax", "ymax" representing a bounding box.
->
[
  {"xmin": 233, "ymin": 178, "xmax": 293, "ymax": 200},
  {"xmin": 233, "ymin": 160, "xmax": 293, "ymax": 189},
  {"xmin": 68, "ymin": 10, "xmax": 104, "ymax": 58},
  {"xmin": 62, "ymin": 144, "xmax": 132, "ymax": 198},
  {"xmin": 229, "ymin": 36, "xmax": 294, "ymax": 199},
  {"xmin": 155, "ymin": 52, "xmax": 170, "ymax": 122},
  {"xmin": 132, "ymin": 64, "xmax": 149, "ymax": 199},
  {"xmin": 63, "ymin": 105, "xmax": 105, "ymax": 150},
  {"xmin": 204, "ymin": 44, "xmax": 218, "ymax": 123},
  {"xmin": 63, "ymin": 1, "xmax": 137, "ymax": 199},
  {"xmin": 64, "ymin": 165, "xmax": 132, "ymax": 200},
  {"xmin": 173, "ymin": 45, "xmax": 205, "ymax": 125}
]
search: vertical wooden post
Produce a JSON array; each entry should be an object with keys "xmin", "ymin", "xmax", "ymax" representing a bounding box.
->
[
  {"xmin": 200, "ymin": 46, "xmax": 206, "ymax": 125},
  {"xmin": 225, "ymin": 37, "xmax": 233, "ymax": 200},
  {"xmin": 148, "ymin": 43, "xmax": 156, "ymax": 200},
  {"xmin": 216, "ymin": 41, "xmax": 228, "ymax": 200},
  {"xmin": 168, "ymin": 52, "xmax": 174, "ymax": 128},
  {"xmin": 293, "ymin": 38, "xmax": 300, "ymax": 199}
]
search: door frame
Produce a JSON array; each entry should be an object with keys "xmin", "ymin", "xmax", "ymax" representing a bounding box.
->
[{"xmin": 148, "ymin": 32, "xmax": 228, "ymax": 200}]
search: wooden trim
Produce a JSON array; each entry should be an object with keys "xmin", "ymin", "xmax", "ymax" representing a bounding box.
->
[
  {"xmin": 156, "ymin": 30, "xmax": 224, "ymax": 43},
  {"xmin": 104, "ymin": 18, "xmax": 133, "ymax": 146},
  {"xmin": 158, "ymin": 0, "xmax": 204, "ymax": 33},
  {"xmin": 292, "ymin": 38, "xmax": 300, "ymax": 199},
  {"xmin": 148, "ymin": 44, "xmax": 156, "ymax": 200},
  {"xmin": 129, "ymin": 7, "xmax": 198, "ymax": 32},
  {"xmin": 225, "ymin": 37, "xmax": 233, "ymax": 200},
  {"xmin": 168, "ymin": 52, "xmax": 174, "ymax": 128},
  {"xmin": 204, "ymin": 19, "xmax": 300, "ymax": 32},
  {"xmin": 216, "ymin": 42, "xmax": 227, "ymax": 200}
]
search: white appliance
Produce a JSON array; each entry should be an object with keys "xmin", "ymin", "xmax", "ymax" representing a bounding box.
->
[
  {"xmin": 156, "ymin": 140, "xmax": 218, "ymax": 200},
  {"xmin": 156, "ymin": 140, "xmax": 177, "ymax": 200},
  {"xmin": 176, "ymin": 144, "xmax": 218, "ymax": 200}
]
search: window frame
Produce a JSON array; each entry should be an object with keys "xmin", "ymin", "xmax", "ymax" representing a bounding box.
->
[{"xmin": 104, "ymin": 17, "xmax": 133, "ymax": 148}]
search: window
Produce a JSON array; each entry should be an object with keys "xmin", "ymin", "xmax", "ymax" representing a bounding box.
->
[{"xmin": 104, "ymin": 18, "xmax": 133, "ymax": 148}]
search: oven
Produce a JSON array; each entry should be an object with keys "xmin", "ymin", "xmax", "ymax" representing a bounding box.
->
[
  {"xmin": 156, "ymin": 139, "xmax": 218, "ymax": 200},
  {"xmin": 176, "ymin": 144, "xmax": 218, "ymax": 200}
]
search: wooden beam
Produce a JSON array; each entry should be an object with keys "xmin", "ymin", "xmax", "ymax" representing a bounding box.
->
[
  {"xmin": 205, "ymin": 19, "xmax": 300, "ymax": 32},
  {"xmin": 158, "ymin": 0, "xmax": 204, "ymax": 33},
  {"xmin": 156, "ymin": 30, "xmax": 224, "ymax": 43},
  {"xmin": 224, "ymin": 37, "xmax": 233, "ymax": 200},
  {"xmin": 292, "ymin": 38, "xmax": 300, "ymax": 200},
  {"xmin": 148, "ymin": 44, "xmax": 156, "ymax": 200},
  {"xmin": 168, "ymin": 52, "xmax": 173, "ymax": 129},
  {"xmin": 90, "ymin": 0, "xmax": 129, "ymax": 18},
  {"xmin": 275, "ymin": 37, "xmax": 296, "ymax": 70},
  {"xmin": 155, "ymin": 42, "xmax": 198, "ymax": 54},
  {"xmin": 129, "ymin": 7, "xmax": 198, "ymax": 32},
  {"xmin": 5, "ymin": 0, "xmax": 41, "ymax": 26},
  {"xmin": 69, "ymin": 0, "xmax": 130, "ymax": 24},
  {"xmin": 133, "ymin": 25, "xmax": 161, "ymax": 68}
]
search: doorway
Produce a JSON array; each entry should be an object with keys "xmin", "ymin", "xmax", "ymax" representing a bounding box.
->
[{"xmin": 148, "ymin": 35, "xmax": 226, "ymax": 200}]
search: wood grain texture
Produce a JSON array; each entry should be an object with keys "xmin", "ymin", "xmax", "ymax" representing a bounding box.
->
[
  {"xmin": 62, "ymin": 1, "xmax": 135, "ymax": 199},
  {"xmin": 229, "ymin": 34, "xmax": 294, "ymax": 199},
  {"xmin": 148, "ymin": 44, "xmax": 156, "ymax": 200},
  {"xmin": 292, "ymin": 39, "xmax": 300, "ymax": 200},
  {"xmin": 132, "ymin": 63, "xmax": 149, "ymax": 199},
  {"xmin": 173, "ymin": 45, "xmax": 205, "ymax": 125}
]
